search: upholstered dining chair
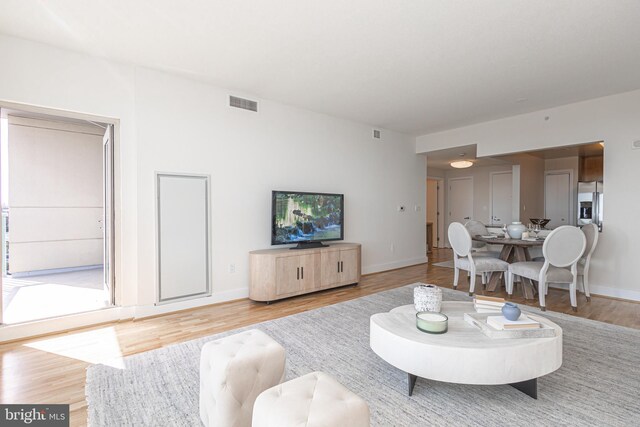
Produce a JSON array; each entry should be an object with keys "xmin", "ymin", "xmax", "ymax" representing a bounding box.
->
[
  {"xmin": 448, "ymin": 222, "xmax": 509, "ymax": 296},
  {"xmin": 464, "ymin": 220, "xmax": 500, "ymax": 258},
  {"xmin": 577, "ymin": 223, "xmax": 599, "ymax": 302},
  {"xmin": 507, "ymin": 226, "xmax": 586, "ymax": 311}
]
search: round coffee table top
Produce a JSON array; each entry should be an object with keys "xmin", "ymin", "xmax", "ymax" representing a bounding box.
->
[{"xmin": 370, "ymin": 301, "xmax": 562, "ymax": 385}]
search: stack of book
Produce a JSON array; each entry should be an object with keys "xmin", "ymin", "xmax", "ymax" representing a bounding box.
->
[
  {"xmin": 473, "ymin": 295, "xmax": 505, "ymax": 313},
  {"xmin": 486, "ymin": 315, "xmax": 541, "ymax": 330}
]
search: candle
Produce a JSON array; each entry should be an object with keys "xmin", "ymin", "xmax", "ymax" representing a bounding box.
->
[{"xmin": 416, "ymin": 312, "xmax": 448, "ymax": 334}]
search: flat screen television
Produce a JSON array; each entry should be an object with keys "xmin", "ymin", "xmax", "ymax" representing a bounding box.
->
[{"xmin": 271, "ymin": 190, "xmax": 344, "ymax": 249}]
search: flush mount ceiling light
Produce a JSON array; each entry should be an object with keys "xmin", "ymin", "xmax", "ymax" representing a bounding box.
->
[{"xmin": 450, "ymin": 160, "xmax": 473, "ymax": 168}]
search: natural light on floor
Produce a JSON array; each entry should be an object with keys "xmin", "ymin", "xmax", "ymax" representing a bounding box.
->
[
  {"xmin": 25, "ymin": 326, "xmax": 125, "ymax": 369},
  {"xmin": 2, "ymin": 268, "xmax": 109, "ymax": 324}
]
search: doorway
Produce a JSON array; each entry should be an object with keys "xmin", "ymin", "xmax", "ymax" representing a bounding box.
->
[
  {"xmin": 0, "ymin": 107, "xmax": 114, "ymax": 324},
  {"xmin": 490, "ymin": 171, "xmax": 513, "ymax": 226},
  {"xmin": 426, "ymin": 178, "xmax": 442, "ymax": 252}
]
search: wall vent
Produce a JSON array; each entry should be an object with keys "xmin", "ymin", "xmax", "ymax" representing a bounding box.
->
[
  {"xmin": 229, "ymin": 96, "xmax": 258, "ymax": 112},
  {"xmin": 373, "ymin": 129, "xmax": 381, "ymax": 139}
]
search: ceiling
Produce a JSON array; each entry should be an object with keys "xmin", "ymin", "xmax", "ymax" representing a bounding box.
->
[
  {"xmin": 1, "ymin": 1, "xmax": 640, "ymax": 135},
  {"xmin": 426, "ymin": 144, "xmax": 509, "ymax": 170},
  {"xmin": 427, "ymin": 142, "xmax": 604, "ymax": 170},
  {"xmin": 520, "ymin": 142, "xmax": 604, "ymax": 159}
]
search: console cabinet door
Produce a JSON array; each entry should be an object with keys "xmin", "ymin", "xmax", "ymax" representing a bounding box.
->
[
  {"xmin": 298, "ymin": 253, "xmax": 317, "ymax": 291},
  {"xmin": 275, "ymin": 256, "xmax": 302, "ymax": 296},
  {"xmin": 339, "ymin": 249, "xmax": 360, "ymax": 284},
  {"xmin": 320, "ymin": 250, "xmax": 341, "ymax": 287}
]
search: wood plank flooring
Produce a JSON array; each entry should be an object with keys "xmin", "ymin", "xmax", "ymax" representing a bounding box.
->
[{"xmin": 1, "ymin": 248, "xmax": 638, "ymax": 426}]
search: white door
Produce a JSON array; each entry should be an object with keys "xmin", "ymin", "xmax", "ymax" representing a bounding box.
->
[
  {"xmin": 545, "ymin": 172, "xmax": 571, "ymax": 228},
  {"xmin": 491, "ymin": 172, "xmax": 512, "ymax": 226},
  {"xmin": 449, "ymin": 177, "xmax": 473, "ymax": 226},
  {"xmin": 426, "ymin": 179, "xmax": 439, "ymax": 247},
  {"xmin": 102, "ymin": 125, "xmax": 114, "ymax": 303},
  {"xmin": 157, "ymin": 174, "xmax": 210, "ymax": 303}
]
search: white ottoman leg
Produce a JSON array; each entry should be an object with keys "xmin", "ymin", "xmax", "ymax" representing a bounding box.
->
[{"xmin": 200, "ymin": 329, "xmax": 285, "ymax": 427}]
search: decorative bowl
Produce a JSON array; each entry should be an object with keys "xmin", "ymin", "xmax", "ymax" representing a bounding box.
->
[
  {"xmin": 502, "ymin": 302, "xmax": 522, "ymax": 321},
  {"xmin": 416, "ymin": 312, "xmax": 448, "ymax": 334}
]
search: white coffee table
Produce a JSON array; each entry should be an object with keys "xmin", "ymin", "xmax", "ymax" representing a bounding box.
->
[{"xmin": 370, "ymin": 301, "xmax": 562, "ymax": 398}]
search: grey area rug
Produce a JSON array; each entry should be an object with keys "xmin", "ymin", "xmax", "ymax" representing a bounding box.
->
[
  {"xmin": 433, "ymin": 260, "xmax": 454, "ymax": 268},
  {"xmin": 86, "ymin": 286, "xmax": 640, "ymax": 426}
]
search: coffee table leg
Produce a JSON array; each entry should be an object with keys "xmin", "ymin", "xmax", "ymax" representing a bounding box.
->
[
  {"xmin": 509, "ymin": 378, "xmax": 537, "ymax": 399},
  {"xmin": 408, "ymin": 373, "xmax": 417, "ymax": 396}
]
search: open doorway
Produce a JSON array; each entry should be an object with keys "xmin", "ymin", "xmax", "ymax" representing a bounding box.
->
[
  {"xmin": 426, "ymin": 177, "xmax": 444, "ymax": 253},
  {"xmin": 0, "ymin": 107, "xmax": 114, "ymax": 324}
]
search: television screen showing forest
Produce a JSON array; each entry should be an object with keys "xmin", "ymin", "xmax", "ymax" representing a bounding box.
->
[{"xmin": 272, "ymin": 192, "xmax": 343, "ymax": 244}]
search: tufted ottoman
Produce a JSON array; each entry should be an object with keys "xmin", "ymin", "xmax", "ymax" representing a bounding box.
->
[
  {"xmin": 200, "ymin": 329, "xmax": 286, "ymax": 427},
  {"xmin": 252, "ymin": 371, "xmax": 370, "ymax": 427}
]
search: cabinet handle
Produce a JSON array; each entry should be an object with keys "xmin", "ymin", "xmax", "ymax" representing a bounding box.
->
[
  {"xmin": 297, "ymin": 267, "xmax": 300, "ymax": 280},
  {"xmin": 341, "ymin": 261, "xmax": 344, "ymax": 273},
  {"xmin": 338, "ymin": 262, "xmax": 340, "ymax": 273},
  {"xmin": 301, "ymin": 266, "xmax": 304, "ymax": 279}
]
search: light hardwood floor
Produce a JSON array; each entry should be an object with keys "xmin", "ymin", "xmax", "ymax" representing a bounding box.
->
[{"xmin": 1, "ymin": 248, "xmax": 639, "ymax": 426}]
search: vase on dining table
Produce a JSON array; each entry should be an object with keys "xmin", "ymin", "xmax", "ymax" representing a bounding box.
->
[{"xmin": 507, "ymin": 222, "xmax": 527, "ymax": 239}]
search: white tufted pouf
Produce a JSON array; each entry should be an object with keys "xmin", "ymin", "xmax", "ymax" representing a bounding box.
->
[
  {"xmin": 252, "ymin": 371, "xmax": 370, "ymax": 427},
  {"xmin": 200, "ymin": 329, "xmax": 286, "ymax": 427}
]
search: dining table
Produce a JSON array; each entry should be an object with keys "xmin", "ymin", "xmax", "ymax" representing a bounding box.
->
[{"xmin": 472, "ymin": 235, "xmax": 544, "ymax": 299}]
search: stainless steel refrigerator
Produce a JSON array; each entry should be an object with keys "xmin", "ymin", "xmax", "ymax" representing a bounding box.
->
[{"xmin": 577, "ymin": 181, "xmax": 603, "ymax": 231}]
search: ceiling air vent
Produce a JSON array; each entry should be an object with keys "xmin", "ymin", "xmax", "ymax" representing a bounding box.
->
[
  {"xmin": 229, "ymin": 96, "xmax": 258, "ymax": 112},
  {"xmin": 373, "ymin": 129, "xmax": 381, "ymax": 139}
]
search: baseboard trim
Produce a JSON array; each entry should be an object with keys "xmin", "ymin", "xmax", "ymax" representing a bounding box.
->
[
  {"xmin": 362, "ymin": 257, "xmax": 428, "ymax": 275},
  {"xmin": 0, "ymin": 306, "xmax": 128, "ymax": 343},
  {"xmin": 548, "ymin": 283, "xmax": 640, "ymax": 302},
  {"xmin": 134, "ymin": 288, "xmax": 250, "ymax": 319}
]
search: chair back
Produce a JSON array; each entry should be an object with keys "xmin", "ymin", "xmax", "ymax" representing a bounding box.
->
[
  {"xmin": 581, "ymin": 223, "xmax": 599, "ymax": 262},
  {"xmin": 465, "ymin": 220, "xmax": 488, "ymax": 249},
  {"xmin": 448, "ymin": 222, "xmax": 472, "ymax": 257},
  {"xmin": 542, "ymin": 226, "xmax": 586, "ymax": 268}
]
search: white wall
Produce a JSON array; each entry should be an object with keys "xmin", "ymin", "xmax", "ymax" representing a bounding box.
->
[
  {"xmin": 417, "ymin": 89, "xmax": 640, "ymax": 300},
  {"xmin": 0, "ymin": 35, "xmax": 138, "ymax": 310},
  {"xmin": 7, "ymin": 116, "xmax": 103, "ymax": 273},
  {"xmin": 134, "ymin": 67, "xmax": 425, "ymax": 305},
  {"xmin": 445, "ymin": 164, "xmax": 513, "ymax": 226},
  {"xmin": 0, "ymin": 35, "xmax": 426, "ymax": 323}
]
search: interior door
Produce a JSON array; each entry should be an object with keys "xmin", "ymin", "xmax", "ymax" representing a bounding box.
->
[
  {"xmin": 545, "ymin": 172, "xmax": 571, "ymax": 227},
  {"xmin": 102, "ymin": 125, "xmax": 114, "ymax": 304},
  {"xmin": 449, "ymin": 177, "xmax": 473, "ymax": 226},
  {"xmin": 491, "ymin": 172, "xmax": 513, "ymax": 225}
]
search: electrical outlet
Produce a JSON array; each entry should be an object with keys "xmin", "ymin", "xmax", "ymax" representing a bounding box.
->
[
  {"xmin": 414, "ymin": 205, "xmax": 421, "ymax": 212},
  {"xmin": 397, "ymin": 205, "xmax": 406, "ymax": 212},
  {"xmin": 228, "ymin": 263, "xmax": 236, "ymax": 274}
]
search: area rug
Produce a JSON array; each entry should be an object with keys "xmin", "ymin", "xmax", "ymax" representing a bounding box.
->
[
  {"xmin": 433, "ymin": 260, "xmax": 455, "ymax": 268},
  {"xmin": 86, "ymin": 286, "xmax": 640, "ymax": 426}
]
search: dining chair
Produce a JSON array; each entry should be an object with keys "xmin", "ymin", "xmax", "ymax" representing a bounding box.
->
[
  {"xmin": 448, "ymin": 222, "xmax": 509, "ymax": 296},
  {"xmin": 464, "ymin": 220, "xmax": 500, "ymax": 258},
  {"xmin": 577, "ymin": 223, "xmax": 599, "ymax": 302},
  {"xmin": 531, "ymin": 223, "xmax": 598, "ymax": 302},
  {"xmin": 507, "ymin": 226, "xmax": 586, "ymax": 311}
]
